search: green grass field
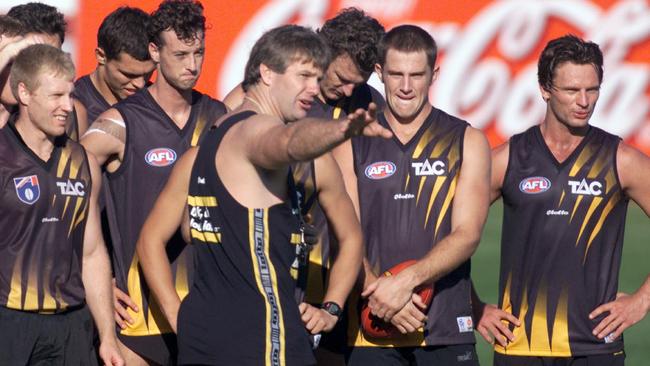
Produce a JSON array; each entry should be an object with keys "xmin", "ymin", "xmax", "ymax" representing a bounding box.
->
[{"xmin": 472, "ymin": 202, "xmax": 650, "ymax": 365}]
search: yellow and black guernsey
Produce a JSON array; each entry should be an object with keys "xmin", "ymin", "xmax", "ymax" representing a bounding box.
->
[
  {"xmin": 349, "ymin": 108, "xmax": 475, "ymax": 347},
  {"xmin": 496, "ymin": 125, "xmax": 627, "ymax": 357},
  {"xmin": 106, "ymin": 89, "xmax": 226, "ymax": 338},
  {"xmin": 0, "ymin": 123, "xmax": 91, "ymax": 313},
  {"xmin": 179, "ymin": 112, "xmax": 315, "ymax": 366}
]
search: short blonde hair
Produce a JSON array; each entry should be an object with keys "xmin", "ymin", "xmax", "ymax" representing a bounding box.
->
[{"xmin": 10, "ymin": 44, "xmax": 75, "ymax": 98}]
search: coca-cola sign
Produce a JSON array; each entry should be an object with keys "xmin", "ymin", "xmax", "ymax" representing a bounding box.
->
[{"xmin": 70, "ymin": 0, "xmax": 649, "ymax": 151}]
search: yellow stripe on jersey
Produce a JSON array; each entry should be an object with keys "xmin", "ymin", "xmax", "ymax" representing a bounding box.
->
[
  {"xmin": 248, "ymin": 209, "xmax": 286, "ymax": 366},
  {"xmin": 604, "ymin": 170, "xmax": 616, "ymax": 195},
  {"xmin": 24, "ymin": 268, "xmax": 38, "ymax": 310},
  {"xmin": 68, "ymin": 197, "xmax": 85, "ymax": 236},
  {"xmin": 333, "ymin": 107, "xmax": 343, "ymax": 120},
  {"xmin": 190, "ymin": 228, "xmax": 221, "ymax": 244},
  {"xmin": 557, "ymin": 190, "xmax": 566, "ymax": 208},
  {"xmin": 187, "ymin": 195, "xmax": 218, "ymax": 207},
  {"xmin": 174, "ymin": 251, "xmax": 190, "ymax": 300},
  {"xmin": 569, "ymin": 144, "xmax": 595, "ymax": 177},
  {"xmin": 191, "ymin": 117, "xmax": 207, "ymax": 147},
  {"xmin": 412, "ymin": 126, "xmax": 436, "ymax": 159},
  {"xmin": 570, "ymin": 196, "xmax": 583, "ymax": 223},
  {"xmin": 585, "ymin": 192, "xmax": 621, "ymax": 262},
  {"xmin": 121, "ymin": 256, "xmax": 147, "ymax": 336},
  {"xmin": 56, "ymin": 146, "xmax": 71, "ymax": 178},
  {"xmin": 248, "ymin": 210, "xmax": 271, "ymax": 364},
  {"xmin": 551, "ymin": 287, "xmax": 570, "ymax": 355},
  {"xmin": 530, "ymin": 287, "xmax": 551, "ymax": 353},
  {"xmin": 263, "ymin": 211, "xmax": 286, "ymax": 366},
  {"xmin": 496, "ymin": 283, "xmax": 531, "ymax": 355},
  {"xmin": 575, "ymin": 197, "xmax": 603, "ymax": 246},
  {"xmin": 435, "ymin": 174, "xmax": 457, "ymax": 235},
  {"xmin": 6, "ymin": 258, "xmax": 23, "ymax": 309},
  {"xmin": 416, "ymin": 176, "xmax": 427, "ymax": 204},
  {"xmin": 424, "ymin": 176, "xmax": 446, "ymax": 229}
]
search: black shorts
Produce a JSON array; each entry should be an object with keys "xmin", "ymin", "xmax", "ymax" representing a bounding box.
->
[
  {"xmin": 0, "ymin": 305, "xmax": 97, "ymax": 366},
  {"xmin": 118, "ymin": 332, "xmax": 178, "ymax": 365},
  {"xmin": 345, "ymin": 344, "xmax": 479, "ymax": 366},
  {"xmin": 493, "ymin": 351, "xmax": 626, "ymax": 366}
]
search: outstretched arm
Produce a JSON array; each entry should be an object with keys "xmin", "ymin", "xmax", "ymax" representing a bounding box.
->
[
  {"xmin": 82, "ymin": 154, "xmax": 124, "ymax": 366},
  {"xmin": 589, "ymin": 143, "xmax": 650, "ymax": 341},
  {"xmin": 237, "ymin": 103, "xmax": 392, "ymax": 170},
  {"xmin": 363, "ymin": 127, "xmax": 491, "ymax": 321},
  {"xmin": 136, "ymin": 148, "xmax": 198, "ymax": 333}
]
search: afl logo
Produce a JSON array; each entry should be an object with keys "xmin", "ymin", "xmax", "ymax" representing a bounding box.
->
[
  {"xmin": 519, "ymin": 176, "xmax": 551, "ymax": 194},
  {"xmin": 365, "ymin": 161, "xmax": 396, "ymax": 180},
  {"xmin": 145, "ymin": 148, "xmax": 177, "ymax": 167}
]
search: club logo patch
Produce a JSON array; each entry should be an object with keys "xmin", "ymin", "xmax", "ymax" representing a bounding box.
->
[
  {"xmin": 145, "ymin": 148, "xmax": 177, "ymax": 167},
  {"xmin": 14, "ymin": 175, "xmax": 40, "ymax": 205},
  {"xmin": 365, "ymin": 161, "xmax": 396, "ymax": 180},
  {"xmin": 519, "ymin": 176, "xmax": 551, "ymax": 194}
]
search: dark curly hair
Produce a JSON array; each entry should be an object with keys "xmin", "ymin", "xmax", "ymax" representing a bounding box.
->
[
  {"xmin": 538, "ymin": 34, "xmax": 603, "ymax": 92},
  {"xmin": 149, "ymin": 0, "xmax": 205, "ymax": 47},
  {"xmin": 98, "ymin": 7, "xmax": 151, "ymax": 61},
  {"xmin": 317, "ymin": 8, "xmax": 384, "ymax": 78},
  {"xmin": 7, "ymin": 2, "xmax": 66, "ymax": 44},
  {"xmin": 378, "ymin": 25, "xmax": 437, "ymax": 68},
  {"xmin": 0, "ymin": 15, "xmax": 25, "ymax": 38},
  {"xmin": 242, "ymin": 25, "xmax": 330, "ymax": 92}
]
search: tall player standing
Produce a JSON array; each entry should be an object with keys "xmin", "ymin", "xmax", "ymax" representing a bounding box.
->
[
  {"xmin": 473, "ymin": 35, "xmax": 650, "ymax": 366},
  {"xmin": 80, "ymin": 1, "xmax": 227, "ymax": 364},
  {"xmin": 333, "ymin": 25, "xmax": 490, "ymax": 365},
  {"xmin": 0, "ymin": 44, "xmax": 123, "ymax": 366}
]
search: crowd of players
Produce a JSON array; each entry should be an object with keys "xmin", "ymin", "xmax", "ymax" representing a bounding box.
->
[{"xmin": 0, "ymin": 1, "xmax": 649, "ymax": 365}]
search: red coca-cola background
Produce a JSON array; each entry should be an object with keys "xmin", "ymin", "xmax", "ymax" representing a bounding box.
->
[{"xmin": 6, "ymin": 0, "xmax": 648, "ymax": 150}]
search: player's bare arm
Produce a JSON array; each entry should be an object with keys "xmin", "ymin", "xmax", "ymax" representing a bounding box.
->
[
  {"xmin": 81, "ymin": 154, "xmax": 125, "ymax": 366},
  {"xmin": 363, "ymin": 127, "xmax": 491, "ymax": 321},
  {"xmin": 238, "ymin": 103, "xmax": 391, "ymax": 171},
  {"xmin": 80, "ymin": 108, "xmax": 126, "ymax": 171},
  {"xmin": 589, "ymin": 142, "xmax": 650, "ymax": 341},
  {"xmin": 299, "ymin": 152, "xmax": 363, "ymax": 334},
  {"xmin": 332, "ymin": 141, "xmax": 378, "ymax": 290},
  {"xmin": 136, "ymin": 148, "xmax": 198, "ymax": 333},
  {"xmin": 490, "ymin": 141, "xmax": 510, "ymax": 203},
  {"xmin": 472, "ymin": 141, "xmax": 521, "ymax": 346},
  {"xmin": 80, "ymin": 108, "xmax": 131, "ymax": 327}
]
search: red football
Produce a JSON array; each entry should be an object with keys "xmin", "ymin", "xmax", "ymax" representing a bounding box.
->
[{"xmin": 360, "ymin": 260, "xmax": 435, "ymax": 338}]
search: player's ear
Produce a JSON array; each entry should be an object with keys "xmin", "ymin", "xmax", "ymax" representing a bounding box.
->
[
  {"xmin": 540, "ymin": 85, "xmax": 551, "ymax": 102},
  {"xmin": 431, "ymin": 66, "xmax": 440, "ymax": 83},
  {"xmin": 17, "ymin": 81, "xmax": 31, "ymax": 105},
  {"xmin": 375, "ymin": 63, "xmax": 383, "ymax": 83},
  {"xmin": 149, "ymin": 42, "xmax": 160, "ymax": 63},
  {"xmin": 259, "ymin": 63, "xmax": 274, "ymax": 86},
  {"xmin": 95, "ymin": 47, "xmax": 107, "ymax": 66}
]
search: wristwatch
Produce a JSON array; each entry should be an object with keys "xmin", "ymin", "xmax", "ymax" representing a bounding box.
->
[{"xmin": 321, "ymin": 301, "xmax": 343, "ymax": 319}]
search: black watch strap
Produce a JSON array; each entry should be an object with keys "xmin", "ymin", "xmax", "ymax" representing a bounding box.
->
[{"xmin": 321, "ymin": 301, "xmax": 342, "ymax": 318}]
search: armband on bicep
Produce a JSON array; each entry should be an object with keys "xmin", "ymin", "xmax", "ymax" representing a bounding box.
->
[{"xmin": 82, "ymin": 117, "xmax": 126, "ymax": 144}]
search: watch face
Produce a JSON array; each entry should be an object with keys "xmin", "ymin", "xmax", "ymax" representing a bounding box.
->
[{"xmin": 323, "ymin": 302, "xmax": 342, "ymax": 316}]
